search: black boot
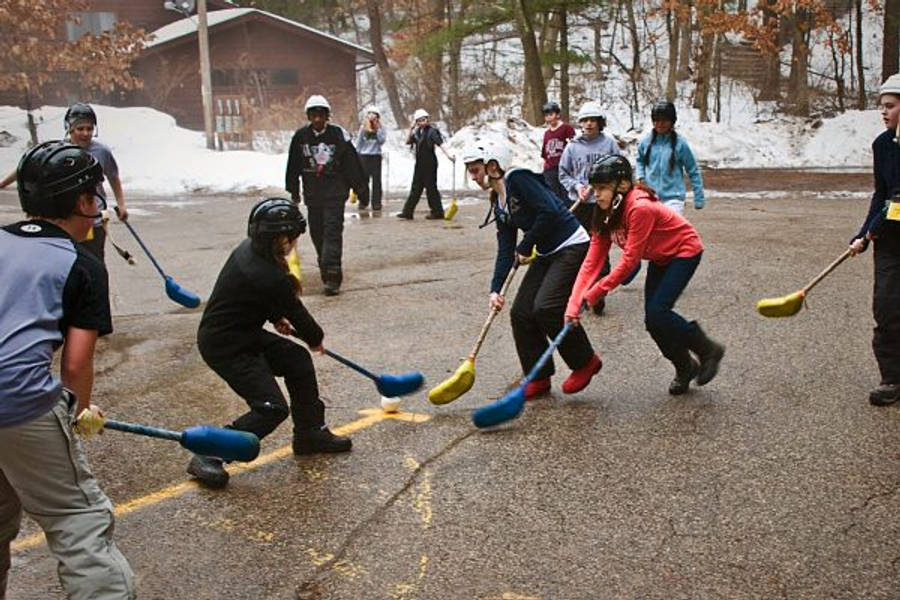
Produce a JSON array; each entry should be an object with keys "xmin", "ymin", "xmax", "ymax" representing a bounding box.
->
[
  {"xmin": 687, "ymin": 322, "xmax": 725, "ymax": 386},
  {"xmin": 669, "ymin": 355, "xmax": 699, "ymax": 395},
  {"xmin": 186, "ymin": 455, "xmax": 229, "ymax": 488},
  {"xmin": 869, "ymin": 383, "xmax": 900, "ymax": 406},
  {"xmin": 293, "ymin": 427, "xmax": 352, "ymax": 455}
]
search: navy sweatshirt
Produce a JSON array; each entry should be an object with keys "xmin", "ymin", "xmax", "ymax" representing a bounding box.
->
[
  {"xmin": 853, "ymin": 129, "xmax": 900, "ymax": 246},
  {"xmin": 490, "ymin": 168, "xmax": 583, "ymax": 293}
]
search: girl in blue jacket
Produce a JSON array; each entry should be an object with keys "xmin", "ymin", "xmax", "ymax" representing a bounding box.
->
[
  {"xmin": 636, "ymin": 101, "xmax": 705, "ymax": 215},
  {"xmin": 461, "ymin": 140, "xmax": 603, "ymax": 400}
]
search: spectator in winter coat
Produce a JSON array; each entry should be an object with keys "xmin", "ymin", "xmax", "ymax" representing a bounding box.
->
[
  {"xmin": 285, "ymin": 95, "xmax": 368, "ymax": 296},
  {"xmin": 462, "ymin": 139, "xmax": 603, "ymax": 401},
  {"xmin": 355, "ymin": 106, "xmax": 387, "ymax": 212},
  {"xmin": 540, "ymin": 101, "xmax": 576, "ymax": 203},
  {"xmin": 398, "ymin": 109, "xmax": 455, "ymax": 220},
  {"xmin": 566, "ymin": 155, "xmax": 724, "ymax": 397},
  {"xmin": 849, "ymin": 73, "xmax": 900, "ymax": 406},
  {"xmin": 635, "ymin": 100, "xmax": 706, "ymax": 215}
]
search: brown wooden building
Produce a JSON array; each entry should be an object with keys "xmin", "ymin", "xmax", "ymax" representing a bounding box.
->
[{"xmin": 0, "ymin": 1, "xmax": 374, "ymax": 133}]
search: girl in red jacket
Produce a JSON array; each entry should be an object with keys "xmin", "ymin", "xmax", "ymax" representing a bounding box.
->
[{"xmin": 565, "ymin": 155, "xmax": 724, "ymax": 394}]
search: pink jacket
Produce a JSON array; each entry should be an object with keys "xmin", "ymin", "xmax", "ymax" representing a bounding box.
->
[{"xmin": 566, "ymin": 188, "xmax": 703, "ymax": 317}]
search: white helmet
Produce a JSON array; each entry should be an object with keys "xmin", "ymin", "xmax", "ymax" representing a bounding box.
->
[
  {"xmin": 460, "ymin": 143, "xmax": 485, "ymax": 165},
  {"xmin": 880, "ymin": 73, "xmax": 900, "ymax": 99},
  {"xmin": 482, "ymin": 139, "xmax": 512, "ymax": 172},
  {"xmin": 363, "ymin": 105, "xmax": 380, "ymax": 117},
  {"xmin": 413, "ymin": 108, "xmax": 429, "ymax": 121},
  {"xmin": 576, "ymin": 101, "xmax": 605, "ymax": 122},
  {"xmin": 305, "ymin": 95, "xmax": 331, "ymax": 113}
]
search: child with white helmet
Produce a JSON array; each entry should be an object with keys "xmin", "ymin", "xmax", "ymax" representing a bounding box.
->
[
  {"xmin": 848, "ymin": 73, "xmax": 900, "ymax": 406},
  {"xmin": 354, "ymin": 105, "xmax": 386, "ymax": 212},
  {"xmin": 462, "ymin": 140, "xmax": 603, "ymax": 401}
]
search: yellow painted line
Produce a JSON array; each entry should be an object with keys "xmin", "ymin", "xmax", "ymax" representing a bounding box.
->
[{"xmin": 11, "ymin": 409, "xmax": 431, "ymax": 553}]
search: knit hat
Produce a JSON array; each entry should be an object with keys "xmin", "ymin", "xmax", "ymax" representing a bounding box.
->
[{"xmin": 879, "ymin": 73, "xmax": 900, "ymax": 99}]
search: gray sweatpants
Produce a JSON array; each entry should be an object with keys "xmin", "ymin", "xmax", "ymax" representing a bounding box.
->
[{"xmin": 0, "ymin": 395, "xmax": 135, "ymax": 599}]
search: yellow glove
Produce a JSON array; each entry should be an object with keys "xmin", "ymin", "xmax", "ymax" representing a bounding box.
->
[
  {"xmin": 518, "ymin": 246, "xmax": 538, "ymax": 265},
  {"xmin": 74, "ymin": 405, "xmax": 106, "ymax": 438}
]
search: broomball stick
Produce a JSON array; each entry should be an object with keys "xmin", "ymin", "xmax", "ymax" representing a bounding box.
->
[
  {"xmin": 323, "ymin": 349, "xmax": 424, "ymax": 398},
  {"xmin": 756, "ymin": 248, "xmax": 852, "ymax": 318},
  {"xmin": 428, "ymin": 263, "xmax": 521, "ymax": 405},
  {"xmin": 121, "ymin": 219, "xmax": 202, "ymax": 309},
  {"xmin": 445, "ymin": 157, "xmax": 458, "ymax": 221},
  {"xmin": 104, "ymin": 419, "xmax": 260, "ymax": 462}
]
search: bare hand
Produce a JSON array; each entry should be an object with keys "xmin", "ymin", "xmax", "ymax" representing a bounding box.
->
[
  {"xmin": 274, "ymin": 317, "xmax": 293, "ymax": 336},
  {"xmin": 310, "ymin": 344, "xmax": 325, "ymax": 355},
  {"xmin": 578, "ymin": 185, "xmax": 591, "ymax": 202},
  {"xmin": 115, "ymin": 205, "xmax": 129, "ymax": 221},
  {"xmin": 489, "ymin": 292, "xmax": 504, "ymax": 312},
  {"xmin": 849, "ymin": 238, "xmax": 866, "ymax": 256}
]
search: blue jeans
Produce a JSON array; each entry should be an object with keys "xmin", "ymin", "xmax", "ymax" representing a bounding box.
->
[{"xmin": 643, "ymin": 253, "xmax": 702, "ymax": 362}]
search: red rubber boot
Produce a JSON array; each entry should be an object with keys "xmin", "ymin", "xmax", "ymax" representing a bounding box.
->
[
  {"xmin": 562, "ymin": 354, "xmax": 603, "ymax": 394},
  {"xmin": 523, "ymin": 377, "xmax": 551, "ymax": 400}
]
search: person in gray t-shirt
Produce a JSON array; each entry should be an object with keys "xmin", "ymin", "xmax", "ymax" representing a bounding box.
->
[{"xmin": 354, "ymin": 106, "xmax": 387, "ymax": 211}]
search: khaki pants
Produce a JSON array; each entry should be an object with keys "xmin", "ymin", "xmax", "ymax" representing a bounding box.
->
[{"xmin": 0, "ymin": 395, "xmax": 134, "ymax": 599}]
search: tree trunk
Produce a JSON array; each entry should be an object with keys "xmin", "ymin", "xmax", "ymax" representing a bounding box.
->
[
  {"xmin": 560, "ymin": 1, "xmax": 570, "ymax": 121},
  {"xmin": 422, "ymin": 0, "xmax": 445, "ymax": 120},
  {"xmin": 666, "ymin": 8, "xmax": 679, "ymax": 99},
  {"xmin": 24, "ymin": 85, "xmax": 38, "ymax": 146},
  {"xmin": 447, "ymin": 0, "xmax": 467, "ymax": 132},
  {"xmin": 677, "ymin": 0, "xmax": 692, "ymax": 81},
  {"xmin": 540, "ymin": 11, "xmax": 561, "ymax": 88},
  {"xmin": 513, "ymin": 0, "xmax": 547, "ymax": 124},
  {"xmin": 366, "ymin": 0, "xmax": 405, "ymax": 126},
  {"xmin": 696, "ymin": 6, "xmax": 714, "ymax": 122},
  {"xmin": 883, "ymin": 0, "xmax": 899, "ymax": 83},
  {"xmin": 624, "ymin": 0, "xmax": 641, "ymax": 117},
  {"xmin": 758, "ymin": 0, "xmax": 780, "ymax": 101},
  {"xmin": 789, "ymin": 8, "xmax": 810, "ymax": 115}
]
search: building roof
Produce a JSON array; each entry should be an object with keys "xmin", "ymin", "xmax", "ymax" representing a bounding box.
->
[{"xmin": 146, "ymin": 8, "xmax": 374, "ymax": 66}]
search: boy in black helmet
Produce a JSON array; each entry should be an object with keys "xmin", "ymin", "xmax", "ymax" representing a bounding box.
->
[
  {"xmin": 0, "ymin": 141, "xmax": 135, "ymax": 598},
  {"xmin": 189, "ymin": 198, "xmax": 352, "ymax": 489}
]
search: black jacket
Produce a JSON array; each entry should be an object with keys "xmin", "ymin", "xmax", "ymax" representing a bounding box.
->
[
  {"xmin": 198, "ymin": 239, "xmax": 322, "ymax": 358},
  {"xmin": 285, "ymin": 123, "xmax": 368, "ymax": 207}
]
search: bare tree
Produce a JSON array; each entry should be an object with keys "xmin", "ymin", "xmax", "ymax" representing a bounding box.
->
[
  {"xmin": 883, "ymin": 0, "xmax": 899, "ymax": 82},
  {"xmin": 366, "ymin": 0, "xmax": 405, "ymax": 125},
  {"xmin": 665, "ymin": 6, "xmax": 681, "ymax": 99},
  {"xmin": 513, "ymin": 0, "xmax": 547, "ymax": 124}
]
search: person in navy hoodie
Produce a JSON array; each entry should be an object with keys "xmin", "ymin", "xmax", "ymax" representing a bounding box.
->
[
  {"xmin": 849, "ymin": 73, "xmax": 900, "ymax": 406},
  {"xmin": 461, "ymin": 140, "xmax": 603, "ymax": 400}
]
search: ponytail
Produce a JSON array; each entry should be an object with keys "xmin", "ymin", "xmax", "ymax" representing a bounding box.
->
[{"xmin": 668, "ymin": 129, "xmax": 678, "ymax": 173}]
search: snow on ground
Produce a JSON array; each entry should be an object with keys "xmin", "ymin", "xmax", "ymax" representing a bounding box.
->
[{"xmin": 0, "ymin": 98, "xmax": 885, "ymax": 197}]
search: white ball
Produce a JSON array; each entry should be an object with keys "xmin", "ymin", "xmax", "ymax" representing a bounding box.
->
[{"xmin": 380, "ymin": 396, "xmax": 401, "ymax": 413}]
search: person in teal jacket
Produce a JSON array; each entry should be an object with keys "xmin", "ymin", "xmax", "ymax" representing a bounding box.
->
[{"xmin": 635, "ymin": 100, "xmax": 705, "ymax": 215}]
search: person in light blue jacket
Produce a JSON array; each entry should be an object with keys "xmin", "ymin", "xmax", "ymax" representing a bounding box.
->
[
  {"xmin": 635, "ymin": 100, "xmax": 705, "ymax": 215},
  {"xmin": 355, "ymin": 106, "xmax": 387, "ymax": 211}
]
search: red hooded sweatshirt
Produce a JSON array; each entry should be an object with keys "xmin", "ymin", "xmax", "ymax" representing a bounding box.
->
[{"xmin": 566, "ymin": 187, "xmax": 703, "ymax": 317}]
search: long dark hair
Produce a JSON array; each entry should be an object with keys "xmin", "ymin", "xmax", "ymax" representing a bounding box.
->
[
  {"xmin": 590, "ymin": 181, "xmax": 659, "ymax": 235},
  {"xmin": 641, "ymin": 129, "xmax": 679, "ymax": 173},
  {"xmin": 256, "ymin": 233, "xmax": 302, "ymax": 296}
]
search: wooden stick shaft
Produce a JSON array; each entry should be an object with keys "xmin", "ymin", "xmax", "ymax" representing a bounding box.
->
[
  {"xmin": 802, "ymin": 249, "xmax": 852, "ymax": 294},
  {"xmin": 469, "ymin": 264, "xmax": 519, "ymax": 359}
]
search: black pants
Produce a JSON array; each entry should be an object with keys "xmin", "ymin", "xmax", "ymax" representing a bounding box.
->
[
  {"xmin": 402, "ymin": 159, "xmax": 442, "ymax": 217},
  {"xmin": 510, "ymin": 243, "xmax": 595, "ymax": 379},
  {"xmin": 306, "ymin": 202, "xmax": 345, "ymax": 287},
  {"xmin": 359, "ymin": 155, "xmax": 382, "ymax": 210},
  {"xmin": 542, "ymin": 167, "xmax": 568, "ymax": 204},
  {"xmin": 201, "ymin": 332, "xmax": 325, "ymax": 440},
  {"xmin": 77, "ymin": 225, "xmax": 106, "ymax": 263},
  {"xmin": 873, "ymin": 239, "xmax": 900, "ymax": 384}
]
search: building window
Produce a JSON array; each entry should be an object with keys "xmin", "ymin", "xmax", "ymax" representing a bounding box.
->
[
  {"xmin": 66, "ymin": 12, "xmax": 117, "ymax": 41},
  {"xmin": 271, "ymin": 69, "xmax": 299, "ymax": 86},
  {"xmin": 212, "ymin": 69, "xmax": 236, "ymax": 87}
]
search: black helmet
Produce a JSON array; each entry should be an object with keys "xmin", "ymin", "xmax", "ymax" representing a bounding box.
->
[
  {"xmin": 650, "ymin": 100, "xmax": 677, "ymax": 123},
  {"xmin": 588, "ymin": 154, "xmax": 632, "ymax": 186},
  {"xmin": 64, "ymin": 102, "xmax": 97, "ymax": 133},
  {"xmin": 541, "ymin": 101, "xmax": 561, "ymax": 115},
  {"xmin": 17, "ymin": 141, "xmax": 103, "ymax": 218},
  {"xmin": 247, "ymin": 198, "xmax": 306, "ymax": 241}
]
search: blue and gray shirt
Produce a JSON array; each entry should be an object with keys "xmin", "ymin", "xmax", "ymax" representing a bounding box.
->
[
  {"xmin": 558, "ymin": 133, "xmax": 623, "ymax": 206},
  {"xmin": 0, "ymin": 220, "xmax": 111, "ymax": 427},
  {"xmin": 355, "ymin": 126, "xmax": 386, "ymax": 156}
]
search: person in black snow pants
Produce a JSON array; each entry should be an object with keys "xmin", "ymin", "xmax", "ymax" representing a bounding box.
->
[
  {"xmin": 285, "ymin": 94, "xmax": 368, "ymax": 296},
  {"xmin": 461, "ymin": 139, "xmax": 603, "ymax": 401},
  {"xmin": 188, "ymin": 198, "xmax": 352, "ymax": 489},
  {"xmin": 397, "ymin": 108, "xmax": 455, "ymax": 220},
  {"xmin": 849, "ymin": 73, "xmax": 900, "ymax": 406}
]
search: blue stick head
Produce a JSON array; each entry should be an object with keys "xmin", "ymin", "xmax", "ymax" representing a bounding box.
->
[
  {"xmin": 472, "ymin": 385, "xmax": 526, "ymax": 428},
  {"xmin": 181, "ymin": 426, "xmax": 260, "ymax": 462},
  {"xmin": 165, "ymin": 276, "xmax": 202, "ymax": 309},
  {"xmin": 376, "ymin": 371, "xmax": 425, "ymax": 397}
]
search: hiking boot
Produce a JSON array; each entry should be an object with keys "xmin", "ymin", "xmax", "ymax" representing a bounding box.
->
[
  {"xmin": 187, "ymin": 455, "xmax": 229, "ymax": 489},
  {"xmin": 293, "ymin": 427, "xmax": 352, "ymax": 455},
  {"xmin": 687, "ymin": 322, "xmax": 725, "ymax": 386},
  {"xmin": 523, "ymin": 377, "xmax": 551, "ymax": 400},
  {"xmin": 562, "ymin": 354, "xmax": 603, "ymax": 394},
  {"xmin": 869, "ymin": 383, "xmax": 900, "ymax": 406},
  {"xmin": 425, "ymin": 212, "xmax": 444, "ymax": 220},
  {"xmin": 669, "ymin": 357, "xmax": 699, "ymax": 395}
]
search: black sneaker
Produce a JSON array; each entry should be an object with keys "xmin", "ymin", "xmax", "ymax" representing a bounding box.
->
[
  {"xmin": 869, "ymin": 383, "xmax": 900, "ymax": 406},
  {"xmin": 323, "ymin": 284, "xmax": 340, "ymax": 296},
  {"xmin": 293, "ymin": 427, "xmax": 352, "ymax": 455},
  {"xmin": 425, "ymin": 212, "xmax": 444, "ymax": 220},
  {"xmin": 187, "ymin": 455, "xmax": 229, "ymax": 488},
  {"xmin": 396, "ymin": 212, "xmax": 413, "ymax": 220}
]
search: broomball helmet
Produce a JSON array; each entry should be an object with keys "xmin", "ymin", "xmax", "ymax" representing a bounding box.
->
[
  {"xmin": 588, "ymin": 154, "xmax": 633, "ymax": 187},
  {"xmin": 247, "ymin": 198, "xmax": 307, "ymax": 243},
  {"xmin": 17, "ymin": 141, "xmax": 103, "ymax": 218},
  {"xmin": 64, "ymin": 102, "xmax": 98, "ymax": 133},
  {"xmin": 460, "ymin": 143, "xmax": 485, "ymax": 166},
  {"xmin": 542, "ymin": 101, "xmax": 561, "ymax": 115},
  {"xmin": 650, "ymin": 100, "xmax": 677, "ymax": 124},
  {"xmin": 304, "ymin": 95, "xmax": 331, "ymax": 116},
  {"xmin": 481, "ymin": 140, "xmax": 512, "ymax": 174}
]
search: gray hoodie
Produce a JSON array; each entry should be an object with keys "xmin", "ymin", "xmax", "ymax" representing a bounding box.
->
[
  {"xmin": 355, "ymin": 125, "xmax": 386, "ymax": 156},
  {"xmin": 557, "ymin": 132, "xmax": 622, "ymax": 204}
]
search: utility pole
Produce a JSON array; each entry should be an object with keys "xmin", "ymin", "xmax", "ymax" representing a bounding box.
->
[{"xmin": 197, "ymin": 0, "xmax": 215, "ymax": 149}]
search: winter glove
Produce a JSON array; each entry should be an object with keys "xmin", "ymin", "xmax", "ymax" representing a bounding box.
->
[{"xmin": 74, "ymin": 405, "xmax": 105, "ymax": 438}]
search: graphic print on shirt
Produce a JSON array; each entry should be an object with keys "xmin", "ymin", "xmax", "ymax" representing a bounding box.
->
[
  {"xmin": 544, "ymin": 138, "xmax": 567, "ymax": 159},
  {"xmin": 302, "ymin": 142, "xmax": 337, "ymax": 176}
]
